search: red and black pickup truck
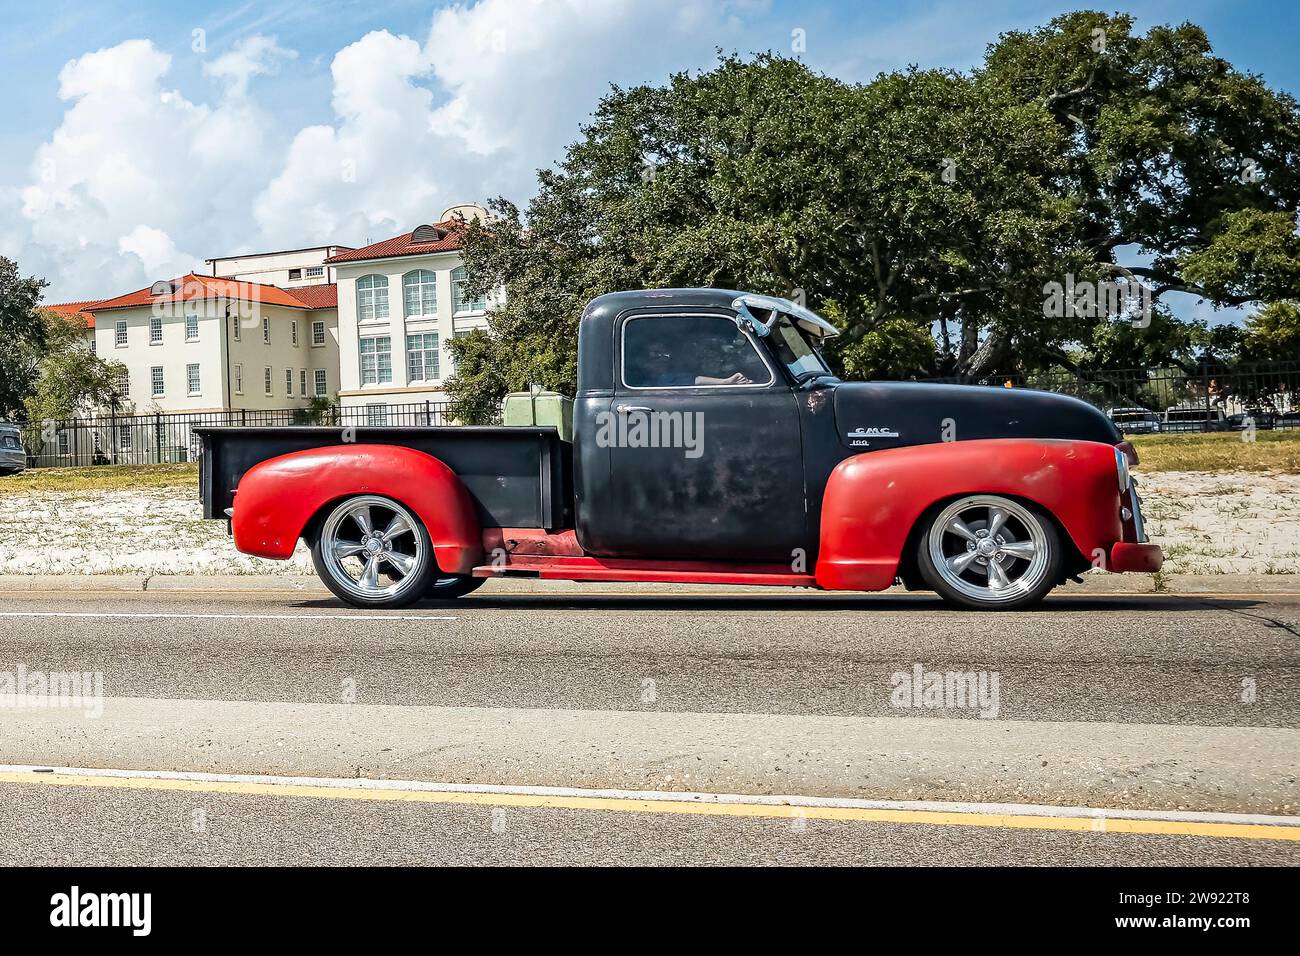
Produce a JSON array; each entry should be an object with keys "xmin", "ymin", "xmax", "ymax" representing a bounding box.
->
[{"xmin": 196, "ymin": 289, "xmax": 1161, "ymax": 610}]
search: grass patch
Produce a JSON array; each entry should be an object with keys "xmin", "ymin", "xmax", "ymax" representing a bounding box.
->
[
  {"xmin": 1131, "ymin": 430, "xmax": 1300, "ymax": 473},
  {"xmin": 0, "ymin": 462, "xmax": 198, "ymax": 496},
  {"xmin": 0, "ymin": 428, "xmax": 1296, "ymax": 493}
]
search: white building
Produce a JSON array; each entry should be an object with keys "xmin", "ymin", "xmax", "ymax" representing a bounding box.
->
[
  {"xmin": 41, "ymin": 202, "xmax": 498, "ymax": 435},
  {"xmin": 84, "ymin": 273, "xmax": 339, "ymax": 416},
  {"xmin": 326, "ymin": 205, "xmax": 497, "ymax": 421},
  {"xmin": 206, "ymin": 245, "xmax": 351, "ymax": 289}
]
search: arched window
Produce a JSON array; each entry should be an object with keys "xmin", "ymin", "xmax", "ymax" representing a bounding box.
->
[
  {"xmin": 356, "ymin": 274, "xmax": 389, "ymax": 321},
  {"xmin": 403, "ymin": 270, "xmax": 437, "ymax": 318},
  {"xmin": 451, "ymin": 266, "xmax": 486, "ymax": 315}
]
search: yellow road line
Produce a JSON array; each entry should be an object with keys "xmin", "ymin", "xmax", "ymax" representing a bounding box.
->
[{"xmin": 1, "ymin": 771, "xmax": 1295, "ymax": 841}]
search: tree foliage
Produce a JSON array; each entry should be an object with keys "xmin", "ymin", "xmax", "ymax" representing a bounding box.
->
[
  {"xmin": 0, "ymin": 256, "xmax": 48, "ymax": 419},
  {"xmin": 440, "ymin": 14, "xmax": 1300, "ymax": 418},
  {"xmin": 22, "ymin": 309, "xmax": 125, "ymax": 427}
]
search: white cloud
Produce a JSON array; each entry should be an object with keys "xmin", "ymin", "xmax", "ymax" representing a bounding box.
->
[
  {"xmin": 117, "ymin": 224, "xmax": 198, "ymax": 276},
  {"xmin": 9, "ymin": 35, "xmax": 291, "ymax": 301},
  {"xmin": 204, "ymin": 35, "xmax": 298, "ymax": 98},
  {"xmin": 12, "ymin": 0, "xmax": 1009, "ymax": 302},
  {"xmin": 254, "ymin": 0, "xmax": 749, "ymax": 249}
]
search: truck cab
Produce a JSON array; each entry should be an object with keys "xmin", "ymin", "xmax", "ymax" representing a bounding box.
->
[{"xmin": 198, "ymin": 288, "xmax": 1160, "ymax": 611}]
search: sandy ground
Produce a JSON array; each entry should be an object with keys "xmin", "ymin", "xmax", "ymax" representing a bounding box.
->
[
  {"xmin": 0, "ymin": 488, "xmax": 313, "ymax": 575},
  {"xmin": 0, "ymin": 473, "xmax": 1296, "ymax": 575},
  {"xmin": 1137, "ymin": 471, "xmax": 1300, "ymax": 575}
]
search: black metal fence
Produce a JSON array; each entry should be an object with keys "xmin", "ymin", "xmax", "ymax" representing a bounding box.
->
[
  {"xmin": 19, "ymin": 402, "xmax": 454, "ymax": 468},
  {"xmin": 15, "ymin": 361, "xmax": 1300, "ymax": 468},
  {"xmin": 925, "ymin": 361, "xmax": 1300, "ymax": 431}
]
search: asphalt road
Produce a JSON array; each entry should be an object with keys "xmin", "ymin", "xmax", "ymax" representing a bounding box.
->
[{"xmin": 0, "ymin": 584, "xmax": 1297, "ymax": 865}]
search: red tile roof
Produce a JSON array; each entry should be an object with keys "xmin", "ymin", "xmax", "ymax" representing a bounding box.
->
[
  {"xmin": 325, "ymin": 219, "xmax": 467, "ymax": 264},
  {"xmin": 90, "ymin": 273, "xmax": 320, "ymax": 313},
  {"xmin": 286, "ymin": 283, "xmax": 338, "ymax": 309},
  {"xmin": 43, "ymin": 300, "xmax": 101, "ymax": 329}
]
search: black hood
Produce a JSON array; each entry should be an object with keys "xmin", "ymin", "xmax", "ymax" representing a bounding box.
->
[{"xmin": 830, "ymin": 381, "xmax": 1121, "ymax": 452}]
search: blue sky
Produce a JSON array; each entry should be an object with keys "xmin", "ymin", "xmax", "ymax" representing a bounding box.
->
[{"xmin": 2, "ymin": 0, "xmax": 1297, "ymax": 304}]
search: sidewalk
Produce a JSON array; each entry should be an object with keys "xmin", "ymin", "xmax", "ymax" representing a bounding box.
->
[{"xmin": 2, "ymin": 572, "xmax": 1300, "ymax": 595}]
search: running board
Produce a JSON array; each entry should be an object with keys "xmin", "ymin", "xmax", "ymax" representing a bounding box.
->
[{"xmin": 471, "ymin": 554, "xmax": 817, "ymax": 587}]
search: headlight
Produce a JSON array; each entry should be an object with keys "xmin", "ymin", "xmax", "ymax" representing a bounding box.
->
[{"xmin": 1115, "ymin": 446, "xmax": 1130, "ymax": 492}]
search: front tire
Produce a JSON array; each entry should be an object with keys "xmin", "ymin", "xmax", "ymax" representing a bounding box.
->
[
  {"xmin": 917, "ymin": 495, "xmax": 1061, "ymax": 610},
  {"xmin": 310, "ymin": 494, "xmax": 436, "ymax": 609}
]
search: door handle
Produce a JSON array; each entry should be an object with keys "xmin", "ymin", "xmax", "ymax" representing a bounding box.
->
[{"xmin": 615, "ymin": 405, "xmax": 653, "ymax": 414}]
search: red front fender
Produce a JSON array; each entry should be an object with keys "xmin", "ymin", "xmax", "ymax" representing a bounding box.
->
[
  {"xmin": 814, "ymin": 439, "xmax": 1124, "ymax": 591},
  {"xmin": 231, "ymin": 444, "xmax": 482, "ymax": 574}
]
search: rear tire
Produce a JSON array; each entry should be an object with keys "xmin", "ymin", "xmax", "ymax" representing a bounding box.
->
[
  {"xmin": 917, "ymin": 495, "xmax": 1061, "ymax": 611},
  {"xmin": 425, "ymin": 574, "xmax": 486, "ymax": 601},
  {"xmin": 310, "ymin": 494, "xmax": 436, "ymax": 609}
]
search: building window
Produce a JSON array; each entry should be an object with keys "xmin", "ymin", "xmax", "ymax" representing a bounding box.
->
[
  {"xmin": 366, "ymin": 404, "xmax": 388, "ymax": 426},
  {"xmin": 289, "ymin": 268, "xmax": 302, "ymax": 280},
  {"xmin": 406, "ymin": 332, "xmax": 440, "ymax": 382},
  {"xmin": 314, "ymin": 369, "xmax": 327, "ymax": 397},
  {"xmin": 311, "ymin": 320, "xmax": 326, "ymax": 346},
  {"xmin": 232, "ymin": 313, "xmax": 241, "ymax": 341},
  {"xmin": 300, "ymin": 369, "xmax": 307, "ymax": 396},
  {"xmin": 359, "ymin": 335, "xmax": 392, "ymax": 385},
  {"xmin": 357, "ymin": 275, "xmax": 389, "ymax": 321},
  {"xmin": 452, "ymin": 266, "xmax": 486, "ymax": 315},
  {"xmin": 262, "ymin": 316, "xmax": 270, "ymax": 344},
  {"xmin": 115, "ymin": 320, "xmax": 128, "ymax": 347},
  {"xmin": 305, "ymin": 266, "xmax": 324, "ymax": 278},
  {"xmin": 58, "ymin": 431, "xmax": 69, "ymax": 457},
  {"xmin": 285, "ymin": 368, "xmax": 293, "ymax": 396},
  {"xmin": 90, "ymin": 338, "xmax": 96, "ymax": 355},
  {"xmin": 114, "ymin": 370, "xmax": 130, "ymax": 398},
  {"xmin": 150, "ymin": 316, "xmax": 162, "ymax": 344},
  {"xmin": 185, "ymin": 314, "xmax": 199, "ymax": 341},
  {"xmin": 234, "ymin": 364, "xmax": 243, "ymax": 394},
  {"xmin": 151, "ymin": 366, "xmax": 164, "ymax": 397},
  {"xmin": 403, "ymin": 270, "xmax": 437, "ymax": 318},
  {"xmin": 120, "ymin": 429, "xmax": 133, "ymax": 452},
  {"xmin": 291, "ymin": 320, "xmax": 298, "ymax": 346},
  {"xmin": 264, "ymin": 366, "xmax": 273, "ymax": 396},
  {"xmin": 187, "ymin": 363, "xmax": 201, "ymax": 395}
]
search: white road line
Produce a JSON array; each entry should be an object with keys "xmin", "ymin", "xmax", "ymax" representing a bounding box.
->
[
  {"xmin": 0, "ymin": 612, "xmax": 456, "ymax": 622},
  {"xmin": 2, "ymin": 763, "xmax": 1296, "ymax": 828}
]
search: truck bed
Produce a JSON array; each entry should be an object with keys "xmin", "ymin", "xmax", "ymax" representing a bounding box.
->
[{"xmin": 195, "ymin": 426, "xmax": 573, "ymax": 531}]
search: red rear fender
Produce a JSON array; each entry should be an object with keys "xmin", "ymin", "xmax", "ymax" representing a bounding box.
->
[
  {"xmin": 231, "ymin": 444, "xmax": 482, "ymax": 573},
  {"xmin": 815, "ymin": 439, "xmax": 1123, "ymax": 591}
]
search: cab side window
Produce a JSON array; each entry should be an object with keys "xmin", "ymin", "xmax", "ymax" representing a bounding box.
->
[{"xmin": 623, "ymin": 315, "xmax": 772, "ymax": 388}]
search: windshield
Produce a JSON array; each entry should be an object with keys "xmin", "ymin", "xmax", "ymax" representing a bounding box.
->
[
  {"xmin": 1113, "ymin": 411, "xmax": 1157, "ymax": 423},
  {"xmin": 766, "ymin": 313, "xmax": 831, "ymax": 379}
]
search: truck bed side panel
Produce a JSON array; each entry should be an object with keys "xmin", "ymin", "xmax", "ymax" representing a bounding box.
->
[{"xmin": 197, "ymin": 426, "xmax": 572, "ymax": 531}]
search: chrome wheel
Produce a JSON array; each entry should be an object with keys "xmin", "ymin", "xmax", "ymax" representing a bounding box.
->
[
  {"xmin": 318, "ymin": 495, "xmax": 429, "ymax": 603},
  {"xmin": 927, "ymin": 495, "xmax": 1051, "ymax": 606}
]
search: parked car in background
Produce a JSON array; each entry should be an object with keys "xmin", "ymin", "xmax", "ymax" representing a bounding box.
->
[
  {"xmin": 1107, "ymin": 407, "xmax": 1162, "ymax": 435},
  {"xmin": 1276, "ymin": 410, "xmax": 1300, "ymax": 430},
  {"xmin": 0, "ymin": 424, "xmax": 25, "ymax": 475},
  {"xmin": 1226, "ymin": 409, "xmax": 1276, "ymax": 431},
  {"xmin": 1162, "ymin": 405, "xmax": 1229, "ymax": 433}
]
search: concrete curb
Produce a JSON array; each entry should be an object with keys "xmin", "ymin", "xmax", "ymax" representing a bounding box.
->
[{"xmin": 1, "ymin": 571, "xmax": 1299, "ymax": 595}]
